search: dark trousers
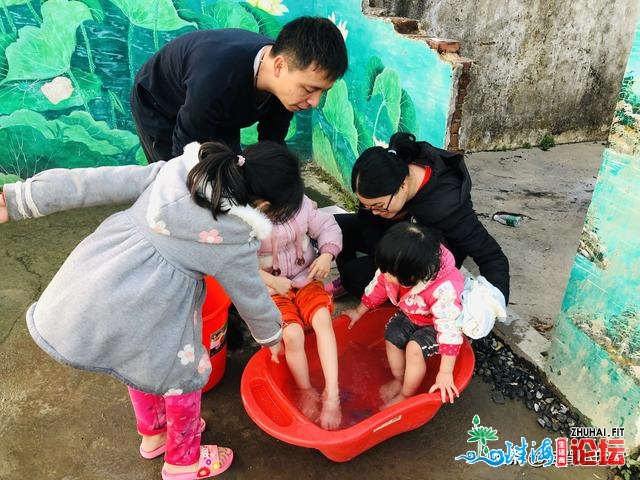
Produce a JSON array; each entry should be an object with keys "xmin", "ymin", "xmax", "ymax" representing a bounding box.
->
[
  {"xmin": 130, "ymin": 89, "xmax": 174, "ymax": 164},
  {"xmin": 335, "ymin": 213, "xmax": 377, "ymax": 297},
  {"xmin": 131, "ymin": 89, "xmax": 243, "ymax": 164}
]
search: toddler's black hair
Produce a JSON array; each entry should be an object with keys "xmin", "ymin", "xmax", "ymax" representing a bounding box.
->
[{"xmin": 375, "ymin": 222, "xmax": 442, "ymax": 287}]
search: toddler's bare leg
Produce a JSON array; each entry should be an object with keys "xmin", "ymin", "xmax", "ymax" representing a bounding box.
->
[
  {"xmin": 284, "ymin": 323, "xmax": 320, "ymax": 420},
  {"xmin": 311, "ymin": 308, "xmax": 341, "ymax": 430},
  {"xmin": 379, "ymin": 340, "xmax": 405, "ymax": 403},
  {"xmin": 384, "ymin": 341, "xmax": 426, "ymax": 408}
]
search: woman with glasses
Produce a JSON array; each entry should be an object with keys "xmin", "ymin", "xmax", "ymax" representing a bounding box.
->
[{"xmin": 327, "ymin": 132, "xmax": 510, "ymax": 304}]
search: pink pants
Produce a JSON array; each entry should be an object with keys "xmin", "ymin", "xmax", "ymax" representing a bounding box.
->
[{"xmin": 128, "ymin": 387, "xmax": 202, "ymax": 465}]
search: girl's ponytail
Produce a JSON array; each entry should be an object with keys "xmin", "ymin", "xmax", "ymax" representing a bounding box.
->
[
  {"xmin": 187, "ymin": 141, "xmax": 304, "ymax": 223},
  {"xmin": 187, "ymin": 142, "xmax": 248, "ymax": 219}
]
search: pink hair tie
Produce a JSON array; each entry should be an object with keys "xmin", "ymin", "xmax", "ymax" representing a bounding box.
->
[{"xmin": 237, "ymin": 155, "xmax": 245, "ymax": 166}]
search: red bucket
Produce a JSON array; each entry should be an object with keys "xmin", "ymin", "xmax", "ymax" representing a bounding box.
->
[{"xmin": 201, "ymin": 276, "xmax": 232, "ymax": 392}]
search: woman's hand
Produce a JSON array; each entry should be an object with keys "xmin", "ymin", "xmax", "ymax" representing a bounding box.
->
[
  {"xmin": 0, "ymin": 193, "xmax": 8, "ymax": 224},
  {"xmin": 307, "ymin": 252, "xmax": 333, "ymax": 280}
]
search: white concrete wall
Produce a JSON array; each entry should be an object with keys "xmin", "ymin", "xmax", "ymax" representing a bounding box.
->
[{"xmin": 374, "ymin": 0, "xmax": 639, "ymax": 151}]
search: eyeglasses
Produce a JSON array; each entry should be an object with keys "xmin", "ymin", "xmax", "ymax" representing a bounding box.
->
[{"xmin": 359, "ymin": 192, "xmax": 395, "ymax": 213}]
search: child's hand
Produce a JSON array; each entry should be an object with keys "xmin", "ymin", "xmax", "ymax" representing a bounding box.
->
[
  {"xmin": 428, "ymin": 371, "xmax": 459, "ymax": 404},
  {"xmin": 0, "ymin": 193, "xmax": 8, "ymax": 224},
  {"xmin": 344, "ymin": 303, "xmax": 368, "ymax": 329},
  {"xmin": 307, "ymin": 253, "xmax": 333, "ymax": 280},
  {"xmin": 344, "ymin": 310, "xmax": 362, "ymax": 329},
  {"xmin": 271, "ymin": 276, "xmax": 292, "ymax": 296},
  {"xmin": 268, "ymin": 341, "xmax": 282, "ymax": 363}
]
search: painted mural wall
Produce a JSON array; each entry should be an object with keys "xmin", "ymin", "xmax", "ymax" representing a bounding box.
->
[
  {"xmin": 0, "ymin": 0, "xmax": 455, "ymax": 189},
  {"xmin": 547, "ymin": 21, "xmax": 640, "ymax": 448}
]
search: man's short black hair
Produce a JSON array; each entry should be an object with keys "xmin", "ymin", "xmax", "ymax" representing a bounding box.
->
[{"xmin": 273, "ymin": 16, "xmax": 348, "ymax": 81}]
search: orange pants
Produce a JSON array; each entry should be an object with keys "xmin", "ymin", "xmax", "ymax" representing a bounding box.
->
[{"xmin": 272, "ymin": 281, "xmax": 334, "ymax": 330}]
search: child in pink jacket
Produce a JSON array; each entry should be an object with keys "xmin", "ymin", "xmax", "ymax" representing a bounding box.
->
[
  {"xmin": 258, "ymin": 195, "xmax": 343, "ymax": 429},
  {"xmin": 344, "ymin": 222, "xmax": 464, "ymax": 408}
]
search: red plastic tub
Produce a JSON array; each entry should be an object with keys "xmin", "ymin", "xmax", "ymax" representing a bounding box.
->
[
  {"xmin": 240, "ymin": 305, "xmax": 475, "ymax": 462},
  {"xmin": 201, "ymin": 276, "xmax": 232, "ymax": 392}
]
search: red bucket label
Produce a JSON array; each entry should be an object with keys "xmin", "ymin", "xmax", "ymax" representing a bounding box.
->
[{"xmin": 209, "ymin": 323, "xmax": 227, "ymax": 357}]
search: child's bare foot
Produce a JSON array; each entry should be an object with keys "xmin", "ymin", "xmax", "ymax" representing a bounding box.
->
[
  {"xmin": 298, "ymin": 388, "xmax": 321, "ymax": 421},
  {"xmin": 381, "ymin": 391, "xmax": 408, "ymax": 409},
  {"xmin": 379, "ymin": 378, "xmax": 402, "ymax": 403},
  {"xmin": 318, "ymin": 394, "xmax": 341, "ymax": 430}
]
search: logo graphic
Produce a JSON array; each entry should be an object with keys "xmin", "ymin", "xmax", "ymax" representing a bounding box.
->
[
  {"xmin": 467, "ymin": 414, "xmax": 499, "ymax": 456},
  {"xmin": 455, "ymin": 415, "xmax": 626, "ymax": 468}
]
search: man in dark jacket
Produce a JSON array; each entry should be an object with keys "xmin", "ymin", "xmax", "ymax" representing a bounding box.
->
[{"xmin": 130, "ymin": 16, "xmax": 348, "ymax": 162}]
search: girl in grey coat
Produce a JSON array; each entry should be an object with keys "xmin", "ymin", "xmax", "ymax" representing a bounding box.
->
[{"xmin": 0, "ymin": 140, "xmax": 304, "ymax": 480}]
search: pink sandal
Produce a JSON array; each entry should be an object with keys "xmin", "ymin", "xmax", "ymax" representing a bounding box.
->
[
  {"xmin": 161, "ymin": 445, "xmax": 234, "ymax": 479},
  {"xmin": 140, "ymin": 417, "xmax": 206, "ymax": 459}
]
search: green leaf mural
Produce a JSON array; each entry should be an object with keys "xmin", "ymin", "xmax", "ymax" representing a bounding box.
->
[
  {"xmin": 0, "ymin": 32, "xmax": 17, "ymax": 79},
  {"xmin": 205, "ymin": 0, "xmax": 258, "ymax": 31},
  {"xmin": 321, "ymin": 79, "xmax": 358, "ymax": 157},
  {"xmin": 354, "ymin": 110, "xmax": 374, "ymax": 152},
  {"xmin": 77, "ymin": 0, "xmax": 105, "ymax": 23},
  {"xmin": 3, "ymin": 0, "xmax": 92, "ymax": 82},
  {"xmin": 173, "ymin": 5, "xmax": 218, "ymax": 30},
  {"xmin": 0, "ymin": 69, "xmax": 102, "ymax": 114},
  {"xmin": 364, "ymin": 93, "xmax": 393, "ymax": 143},
  {"xmin": 312, "ymin": 53, "xmax": 419, "ymax": 187},
  {"xmin": 2, "ymin": 0, "xmax": 43, "ymax": 24},
  {"xmin": 0, "ymin": 0, "xmax": 430, "ymax": 191},
  {"xmin": 57, "ymin": 111, "xmax": 140, "ymax": 154},
  {"xmin": 365, "ymin": 56, "xmax": 385, "ymax": 100},
  {"xmin": 240, "ymin": 2, "xmax": 282, "ymax": 38},
  {"xmin": 0, "ymin": 109, "xmax": 140, "ymax": 176},
  {"xmin": 0, "ymin": 173, "xmax": 22, "ymax": 189},
  {"xmin": 312, "ymin": 124, "xmax": 341, "ymax": 181},
  {"xmin": 360, "ymin": 61, "xmax": 417, "ymax": 146},
  {"xmin": 399, "ymin": 89, "xmax": 417, "ymax": 133},
  {"xmin": 2, "ymin": 0, "xmax": 37, "ymax": 6},
  {"xmin": 240, "ymin": 116, "xmax": 297, "ymax": 146},
  {"xmin": 110, "ymin": 0, "xmax": 193, "ymax": 31},
  {"xmin": 371, "ymin": 67, "xmax": 402, "ymax": 134}
]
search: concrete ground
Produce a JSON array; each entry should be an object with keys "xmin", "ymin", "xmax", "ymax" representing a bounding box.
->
[
  {"xmin": 464, "ymin": 142, "xmax": 605, "ymax": 369},
  {"xmin": 0, "ymin": 142, "xmax": 609, "ymax": 479}
]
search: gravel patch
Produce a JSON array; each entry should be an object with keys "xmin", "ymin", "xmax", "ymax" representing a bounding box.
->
[
  {"xmin": 472, "ymin": 334, "xmax": 639, "ymax": 478},
  {"xmin": 473, "ymin": 334, "xmax": 586, "ymax": 435}
]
